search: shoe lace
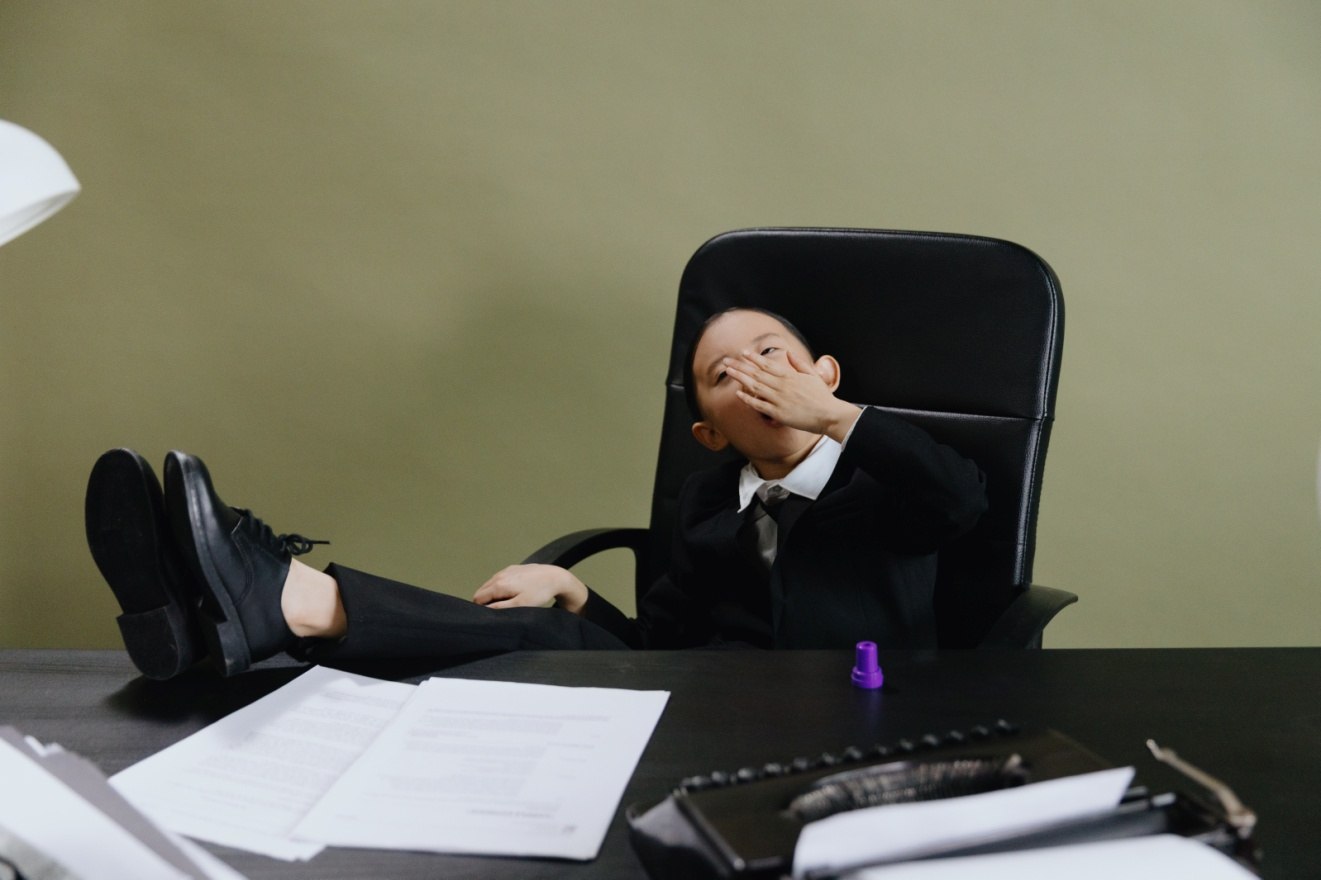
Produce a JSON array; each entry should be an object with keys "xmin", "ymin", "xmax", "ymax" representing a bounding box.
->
[
  {"xmin": 233, "ymin": 508, "xmax": 330, "ymax": 556},
  {"xmin": 281, "ymin": 534, "xmax": 331, "ymax": 556}
]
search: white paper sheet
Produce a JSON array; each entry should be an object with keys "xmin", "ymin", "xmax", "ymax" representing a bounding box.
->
[
  {"xmin": 170, "ymin": 833, "xmax": 251, "ymax": 880},
  {"xmin": 0, "ymin": 738, "xmax": 192, "ymax": 880},
  {"xmin": 793, "ymin": 766, "xmax": 1135, "ymax": 878},
  {"xmin": 111, "ymin": 666, "xmax": 415, "ymax": 861},
  {"xmin": 3, "ymin": 727, "xmax": 248, "ymax": 880},
  {"xmin": 843, "ymin": 834, "xmax": 1258, "ymax": 879},
  {"xmin": 291, "ymin": 677, "xmax": 669, "ymax": 860}
]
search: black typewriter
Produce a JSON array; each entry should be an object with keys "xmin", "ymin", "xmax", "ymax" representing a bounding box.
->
[{"xmin": 627, "ymin": 721, "xmax": 1259, "ymax": 880}]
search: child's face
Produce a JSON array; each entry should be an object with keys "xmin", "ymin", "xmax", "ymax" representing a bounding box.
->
[{"xmin": 689, "ymin": 309, "xmax": 824, "ymax": 466}]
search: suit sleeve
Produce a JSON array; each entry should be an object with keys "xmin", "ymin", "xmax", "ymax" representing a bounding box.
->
[
  {"xmin": 841, "ymin": 406, "xmax": 988, "ymax": 552},
  {"xmin": 578, "ymin": 471, "xmax": 727, "ymax": 650},
  {"xmin": 578, "ymin": 587, "xmax": 643, "ymax": 648},
  {"xmin": 578, "ymin": 571, "xmax": 713, "ymax": 650}
]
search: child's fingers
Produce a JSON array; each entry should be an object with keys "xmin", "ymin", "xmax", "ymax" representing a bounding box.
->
[
  {"xmin": 736, "ymin": 389, "xmax": 776, "ymax": 414},
  {"xmin": 728, "ymin": 359, "xmax": 783, "ymax": 388},
  {"xmin": 486, "ymin": 597, "xmax": 536, "ymax": 609},
  {"xmin": 784, "ymin": 348, "xmax": 814, "ymax": 374},
  {"xmin": 472, "ymin": 583, "xmax": 506, "ymax": 604},
  {"xmin": 738, "ymin": 349, "xmax": 784, "ymax": 376},
  {"xmin": 474, "ymin": 566, "xmax": 520, "ymax": 602},
  {"xmin": 724, "ymin": 358, "xmax": 763, "ymax": 382},
  {"xmin": 723, "ymin": 363, "xmax": 753, "ymax": 388},
  {"xmin": 726, "ymin": 364, "xmax": 774, "ymax": 399}
]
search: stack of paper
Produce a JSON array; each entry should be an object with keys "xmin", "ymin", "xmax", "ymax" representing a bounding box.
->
[
  {"xmin": 842, "ymin": 835, "xmax": 1259, "ymax": 879},
  {"xmin": 792, "ymin": 766, "xmax": 1258, "ymax": 880},
  {"xmin": 110, "ymin": 666, "xmax": 669, "ymax": 863},
  {"xmin": 793, "ymin": 766, "xmax": 1136, "ymax": 877},
  {"xmin": 0, "ymin": 727, "xmax": 244, "ymax": 880}
]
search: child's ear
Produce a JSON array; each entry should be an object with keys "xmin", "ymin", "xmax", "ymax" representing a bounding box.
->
[
  {"xmin": 691, "ymin": 421, "xmax": 729, "ymax": 452},
  {"xmin": 813, "ymin": 355, "xmax": 842, "ymax": 393}
]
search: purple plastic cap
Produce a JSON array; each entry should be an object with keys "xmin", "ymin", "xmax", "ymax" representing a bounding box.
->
[{"xmin": 851, "ymin": 641, "xmax": 884, "ymax": 689}]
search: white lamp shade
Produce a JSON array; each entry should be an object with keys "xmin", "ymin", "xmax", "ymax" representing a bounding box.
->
[{"xmin": 0, "ymin": 120, "xmax": 80, "ymax": 247}]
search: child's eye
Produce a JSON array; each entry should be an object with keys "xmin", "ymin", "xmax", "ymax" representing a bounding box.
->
[
  {"xmin": 715, "ymin": 370, "xmax": 727, "ymax": 384},
  {"xmin": 761, "ymin": 347, "xmax": 777, "ymax": 356}
]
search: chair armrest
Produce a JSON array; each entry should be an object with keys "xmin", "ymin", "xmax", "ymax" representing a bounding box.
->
[
  {"xmin": 521, "ymin": 528, "xmax": 651, "ymax": 569},
  {"xmin": 978, "ymin": 584, "xmax": 1078, "ymax": 649}
]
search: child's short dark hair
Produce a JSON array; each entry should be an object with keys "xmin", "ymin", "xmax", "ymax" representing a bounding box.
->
[{"xmin": 682, "ymin": 307, "xmax": 816, "ymax": 421}]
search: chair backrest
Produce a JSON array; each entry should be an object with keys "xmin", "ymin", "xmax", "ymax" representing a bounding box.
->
[{"xmin": 643, "ymin": 228, "xmax": 1065, "ymax": 647}]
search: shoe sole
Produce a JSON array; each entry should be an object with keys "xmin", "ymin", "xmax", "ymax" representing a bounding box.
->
[
  {"xmin": 164, "ymin": 451, "xmax": 253, "ymax": 677},
  {"xmin": 85, "ymin": 448, "xmax": 200, "ymax": 679}
]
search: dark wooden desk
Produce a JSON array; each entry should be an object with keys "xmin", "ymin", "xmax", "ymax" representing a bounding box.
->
[{"xmin": 1, "ymin": 648, "xmax": 1316, "ymax": 879}]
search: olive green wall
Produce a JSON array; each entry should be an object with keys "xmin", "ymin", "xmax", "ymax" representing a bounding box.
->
[{"xmin": 2, "ymin": 1, "xmax": 1318, "ymax": 650}]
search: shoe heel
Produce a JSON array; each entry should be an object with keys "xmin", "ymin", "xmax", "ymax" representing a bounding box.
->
[
  {"xmin": 165, "ymin": 451, "xmax": 252, "ymax": 677},
  {"xmin": 116, "ymin": 607, "xmax": 190, "ymax": 680},
  {"xmin": 198, "ymin": 613, "xmax": 252, "ymax": 677},
  {"xmin": 186, "ymin": 546, "xmax": 254, "ymax": 676}
]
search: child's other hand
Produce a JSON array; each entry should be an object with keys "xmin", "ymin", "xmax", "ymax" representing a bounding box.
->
[
  {"xmin": 473, "ymin": 564, "xmax": 589, "ymax": 615},
  {"xmin": 724, "ymin": 348, "xmax": 861, "ymax": 442}
]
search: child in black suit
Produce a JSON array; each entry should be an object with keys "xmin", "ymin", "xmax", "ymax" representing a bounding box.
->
[{"xmin": 87, "ymin": 308, "xmax": 985, "ymax": 679}]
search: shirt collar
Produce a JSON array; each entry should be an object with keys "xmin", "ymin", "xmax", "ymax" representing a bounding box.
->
[{"xmin": 737, "ymin": 434, "xmax": 843, "ymax": 513}]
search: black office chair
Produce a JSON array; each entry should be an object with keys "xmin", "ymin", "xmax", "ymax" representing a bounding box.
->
[{"xmin": 524, "ymin": 228, "xmax": 1076, "ymax": 648}]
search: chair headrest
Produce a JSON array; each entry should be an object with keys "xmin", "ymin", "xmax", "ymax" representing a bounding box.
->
[{"xmin": 667, "ymin": 228, "xmax": 1063, "ymax": 421}]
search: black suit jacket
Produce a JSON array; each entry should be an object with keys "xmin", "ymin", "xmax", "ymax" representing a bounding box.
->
[{"xmin": 582, "ymin": 407, "xmax": 988, "ymax": 650}]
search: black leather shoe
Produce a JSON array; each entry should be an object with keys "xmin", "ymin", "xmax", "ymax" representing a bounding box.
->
[
  {"xmin": 85, "ymin": 448, "xmax": 204, "ymax": 680},
  {"xmin": 163, "ymin": 451, "xmax": 327, "ymax": 677}
]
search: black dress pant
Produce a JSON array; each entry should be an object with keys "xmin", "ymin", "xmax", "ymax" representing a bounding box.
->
[{"xmin": 298, "ymin": 564, "xmax": 630, "ymax": 672}]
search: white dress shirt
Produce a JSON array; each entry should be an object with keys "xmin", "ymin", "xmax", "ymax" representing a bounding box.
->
[{"xmin": 735, "ymin": 409, "xmax": 864, "ymax": 570}]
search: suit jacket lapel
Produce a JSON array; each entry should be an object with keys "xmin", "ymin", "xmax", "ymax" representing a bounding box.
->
[{"xmin": 773, "ymin": 494, "xmax": 812, "ymax": 548}]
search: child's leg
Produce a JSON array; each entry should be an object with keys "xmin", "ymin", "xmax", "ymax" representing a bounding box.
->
[
  {"xmin": 281, "ymin": 560, "xmax": 346, "ymax": 638},
  {"xmin": 297, "ymin": 564, "xmax": 629, "ymax": 670},
  {"xmin": 89, "ymin": 447, "xmax": 627, "ymax": 681}
]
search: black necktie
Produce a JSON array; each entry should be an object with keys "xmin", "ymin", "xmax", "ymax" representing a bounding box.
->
[
  {"xmin": 763, "ymin": 496, "xmax": 789, "ymax": 522},
  {"xmin": 760, "ymin": 484, "xmax": 792, "ymax": 520}
]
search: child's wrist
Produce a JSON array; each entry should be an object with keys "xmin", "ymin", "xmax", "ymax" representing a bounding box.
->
[
  {"xmin": 822, "ymin": 402, "xmax": 863, "ymax": 443},
  {"xmin": 554, "ymin": 577, "xmax": 590, "ymax": 615}
]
